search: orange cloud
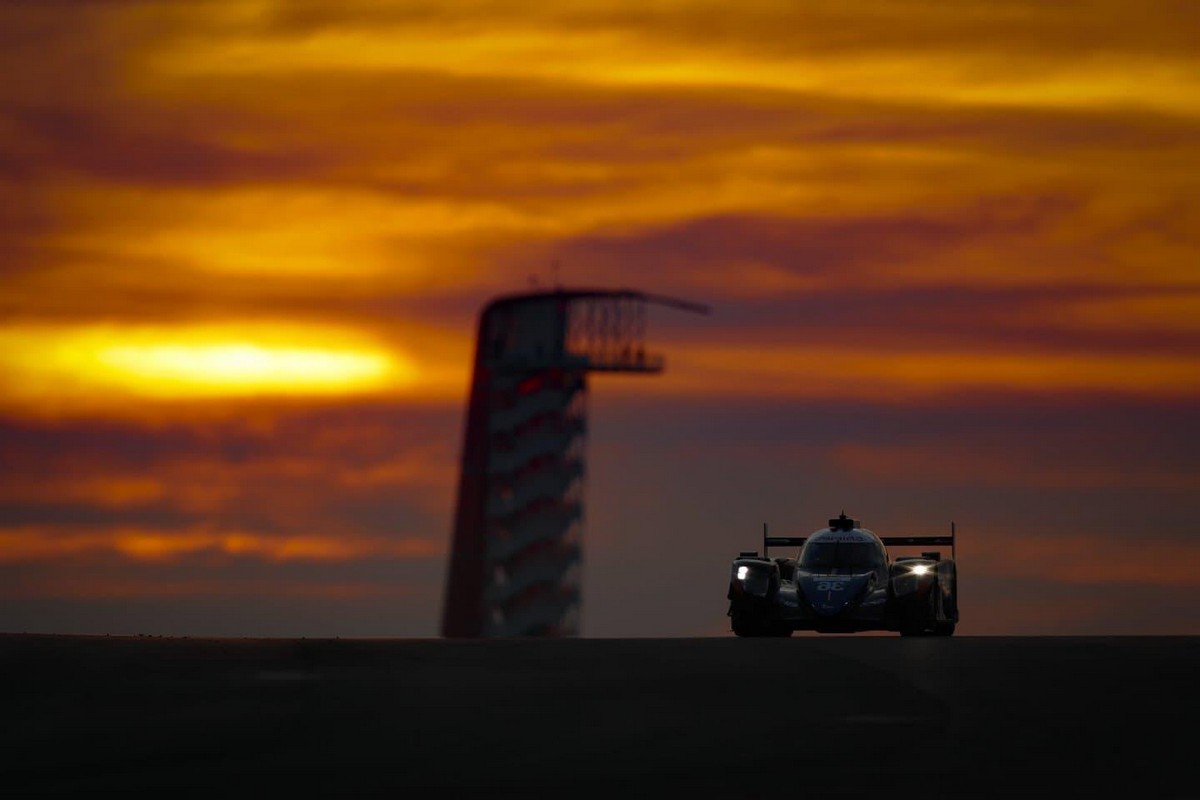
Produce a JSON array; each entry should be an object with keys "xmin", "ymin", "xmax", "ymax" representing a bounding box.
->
[
  {"xmin": 141, "ymin": 2, "xmax": 1200, "ymax": 117},
  {"xmin": 4, "ymin": 0, "xmax": 1196, "ymax": 423},
  {"xmin": 1, "ymin": 575, "xmax": 414, "ymax": 600},
  {"xmin": 650, "ymin": 343, "xmax": 1200, "ymax": 402},
  {"xmin": 0, "ymin": 526, "xmax": 441, "ymax": 564}
]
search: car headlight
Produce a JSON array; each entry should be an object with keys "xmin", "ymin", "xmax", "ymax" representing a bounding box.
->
[
  {"xmin": 733, "ymin": 563, "xmax": 772, "ymax": 596},
  {"xmin": 910, "ymin": 564, "xmax": 930, "ymax": 576}
]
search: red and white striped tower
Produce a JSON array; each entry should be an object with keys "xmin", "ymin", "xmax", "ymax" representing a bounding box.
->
[{"xmin": 440, "ymin": 289, "xmax": 707, "ymax": 637}]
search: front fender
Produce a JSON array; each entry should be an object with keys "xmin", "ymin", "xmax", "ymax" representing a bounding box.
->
[{"xmin": 728, "ymin": 557, "xmax": 780, "ymax": 601}]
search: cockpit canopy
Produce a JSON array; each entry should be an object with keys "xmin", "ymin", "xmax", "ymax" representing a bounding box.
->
[{"xmin": 798, "ymin": 537, "xmax": 886, "ymax": 575}]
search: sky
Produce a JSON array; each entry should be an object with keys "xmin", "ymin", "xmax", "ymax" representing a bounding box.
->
[{"xmin": 2, "ymin": 0, "xmax": 1198, "ymax": 637}]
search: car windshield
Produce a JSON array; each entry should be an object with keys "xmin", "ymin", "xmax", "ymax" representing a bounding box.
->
[{"xmin": 798, "ymin": 541, "xmax": 883, "ymax": 574}]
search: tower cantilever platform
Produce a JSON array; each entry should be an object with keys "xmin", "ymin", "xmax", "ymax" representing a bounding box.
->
[{"xmin": 440, "ymin": 288, "xmax": 709, "ymax": 637}]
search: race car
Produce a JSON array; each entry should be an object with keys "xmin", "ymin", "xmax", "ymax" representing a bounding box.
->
[{"xmin": 727, "ymin": 513, "xmax": 958, "ymax": 637}]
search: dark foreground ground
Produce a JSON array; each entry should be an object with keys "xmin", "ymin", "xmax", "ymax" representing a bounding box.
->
[{"xmin": 2, "ymin": 634, "xmax": 1196, "ymax": 797}]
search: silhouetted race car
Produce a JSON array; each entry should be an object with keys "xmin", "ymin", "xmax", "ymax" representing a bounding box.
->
[{"xmin": 727, "ymin": 513, "xmax": 958, "ymax": 637}]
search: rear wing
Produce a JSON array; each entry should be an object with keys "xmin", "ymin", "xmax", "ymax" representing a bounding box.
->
[
  {"xmin": 760, "ymin": 522, "xmax": 805, "ymax": 558},
  {"xmin": 761, "ymin": 522, "xmax": 957, "ymax": 560},
  {"xmin": 882, "ymin": 523, "xmax": 956, "ymax": 560},
  {"xmin": 761, "ymin": 523, "xmax": 806, "ymax": 557}
]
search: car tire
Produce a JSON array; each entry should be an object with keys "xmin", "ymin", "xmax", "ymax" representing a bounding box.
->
[
  {"xmin": 931, "ymin": 566, "xmax": 960, "ymax": 633},
  {"xmin": 937, "ymin": 561, "xmax": 959, "ymax": 623},
  {"xmin": 731, "ymin": 613, "xmax": 764, "ymax": 637},
  {"xmin": 732, "ymin": 612, "xmax": 790, "ymax": 638},
  {"xmin": 933, "ymin": 621, "xmax": 956, "ymax": 636},
  {"xmin": 900, "ymin": 584, "xmax": 936, "ymax": 636},
  {"xmin": 933, "ymin": 576, "xmax": 956, "ymax": 636}
]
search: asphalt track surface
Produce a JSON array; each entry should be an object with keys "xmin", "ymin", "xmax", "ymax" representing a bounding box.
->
[{"xmin": 2, "ymin": 634, "xmax": 1196, "ymax": 798}]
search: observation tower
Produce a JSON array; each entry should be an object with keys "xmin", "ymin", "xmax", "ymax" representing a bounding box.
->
[{"xmin": 440, "ymin": 289, "xmax": 708, "ymax": 637}]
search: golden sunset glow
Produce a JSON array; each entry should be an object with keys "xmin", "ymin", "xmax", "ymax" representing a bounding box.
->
[
  {"xmin": 96, "ymin": 343, "xmax": 394, "ymax": 394},
  {"xmin": 0, "ymin": 324, "xmax": 415, "ymax": 406},
  {"xmin": 2, "ymin": 0, "xmax": 1197, "ymax": 636},
  {"xmin": 148, "ymin": 10, "xmax": 1200, "ymax": 117}
]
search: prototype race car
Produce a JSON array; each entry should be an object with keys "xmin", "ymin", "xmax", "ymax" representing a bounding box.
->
[{"xmin": 727, "ymin": 513, "xmax": 958, "ymax": 637}]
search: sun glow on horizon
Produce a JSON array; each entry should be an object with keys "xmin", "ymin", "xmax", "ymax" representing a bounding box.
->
[
  {"xmin": 0, "ymin": 324, "xmax": 416, "ymax": 404},
  {"xmin": 96, "ymin": 342, "xmax": 394, "ymax": 394}
]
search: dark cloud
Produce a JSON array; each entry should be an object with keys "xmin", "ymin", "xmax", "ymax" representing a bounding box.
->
[
  {"xmin": 6, "ymin": 104, "xmax": 334, "ymax": 186},
  {"xmin": 678, "ymin": 284, "xmax": 1200, "ymax": 356},
  {"xmin": 536, "ymin": 196, "xmax": 1079, "ymax": 278}
]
